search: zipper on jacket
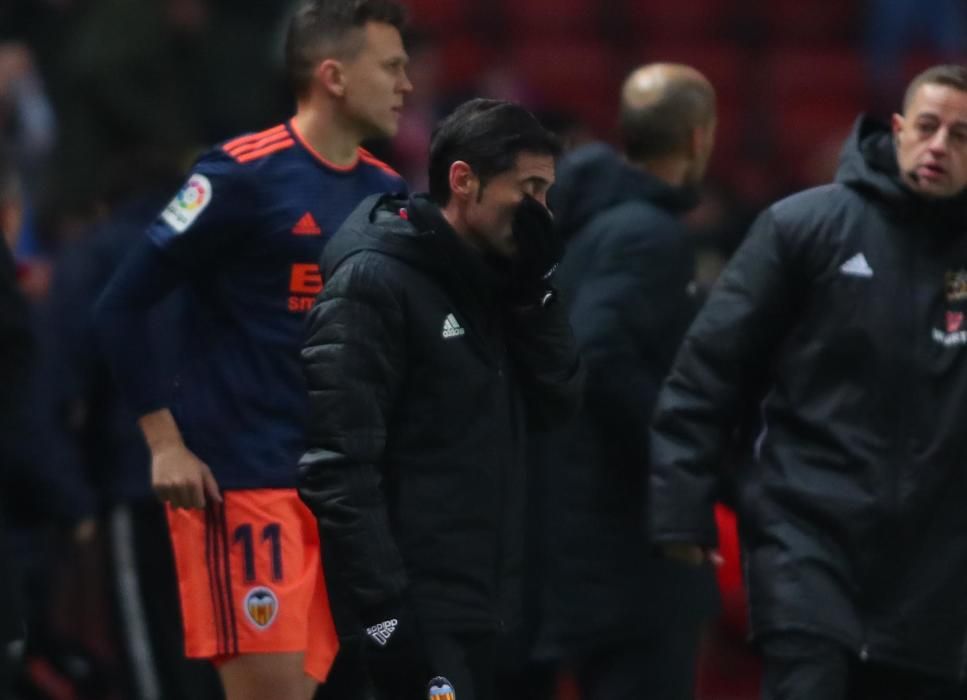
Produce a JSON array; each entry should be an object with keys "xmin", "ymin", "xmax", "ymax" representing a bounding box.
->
[
  {"xmin": 888, "ymin": 231, "xmax": 919, "ymax": 518},
  {"xmin": 896, "ymin": 245, "xmax": 916, "ymax": 509}
]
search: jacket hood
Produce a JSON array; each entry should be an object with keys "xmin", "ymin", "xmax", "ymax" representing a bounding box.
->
[
  {"xmin": 835, "ymin": 115, "xmax": 967, "ymax": 223},
  {"xmin": 835, "ymin": 115, "xmax": 910, "ymax": 203},
  {"xmin": 321, "ymin": 193, "xmax": 504, "ymax": 296},
  {"xmin": 550, "ymin": 142, "xmax": 699, "ymax": 237}
]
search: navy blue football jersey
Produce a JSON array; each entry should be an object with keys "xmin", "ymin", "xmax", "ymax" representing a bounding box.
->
[{"xmin": 146, "ymin": 121, "xmax": 406, "ymax": 489}]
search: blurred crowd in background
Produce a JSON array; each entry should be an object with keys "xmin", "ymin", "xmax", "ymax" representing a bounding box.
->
[{"xmin": 0, "ymin": 0, "xmax": 965, "ymax": 698}]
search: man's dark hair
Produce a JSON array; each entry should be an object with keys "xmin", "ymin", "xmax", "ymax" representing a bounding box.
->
[
  {"xmin": 285, "ymin": 0, "xmax": 406, "ymax": 100},
  {"xmin": 903, "ymin": 64, "xmax": 967, "ymax": 112},
  {"xmin": 619, "ymin": 80, "xmax": 715, "ymax": 163},
  {"xmin": 428, "ymin": 99, "xmax": 561, "ymax": 205}
]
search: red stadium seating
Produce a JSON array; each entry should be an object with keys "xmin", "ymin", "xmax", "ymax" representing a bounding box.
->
[
  {"xmin": 400, "ymin": 0, "xmax": 474, "ymax": 35},
  {"xmin": 902, "ymin": 51, "xmax": 967, "ymax": 86},
  {"xmin": 501, "ymin": 0, "xmax": 603, "ymax": 37},
  {"xmin": 766, "ymin": 47, "xmax": 870, "ymax": 104},
  {"xmin": 761, "ymin": 0, "xmax": 860, "ymax": 45},
  {"xmin": 773, "ymin": 98, "xmax": 862, "ymax": 187},
  {"xmin": 509, "ymin": 40, "xmax": 626, "ymax": 136},
  {"xmin": 625, "ymin": 0, "xmax": 735, "ymax": 40},
  {"xmin": 435, "ymin": 36, "xmax": 492, "ymax": 92},
  {"xmin": 707, "ymin": 96, "xmax": 743, "ymax": 174}
]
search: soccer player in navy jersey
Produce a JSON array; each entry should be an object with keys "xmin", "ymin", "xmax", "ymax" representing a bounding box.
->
[{"xmin": 95, "ymin": 2, "xmax": 410, "ymax": 699}]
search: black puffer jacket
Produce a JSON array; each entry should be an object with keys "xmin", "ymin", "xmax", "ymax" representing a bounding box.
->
[
  {"xmin": 298, "ymin": 194, "xmax": 583, "ymax": 634},
  {"xmin": 651, "ymin": 117, "xmax": 967, "ymax": 679},
  {"xmin": 531, "ymin": 143, "xmax": 717, "ymax": 657}
]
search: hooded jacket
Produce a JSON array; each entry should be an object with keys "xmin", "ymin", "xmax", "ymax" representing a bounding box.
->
[
  {"xmin": 298, "ymin": 193, "xmax": 582, "ymax": 633},
  {"xmin": 530, "ymin": 143, "xmax": 717, "ymax": 656},
  {"xmin": 651, "ymin": 116, "xmax": 967, "ymax": 679}
]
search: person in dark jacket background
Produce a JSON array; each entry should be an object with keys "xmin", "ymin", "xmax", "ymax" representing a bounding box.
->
[
  {"xmin": 530, "ymin": 63, "xmax": 719, "ymax": 700},
  {"xmin": 298, "ymin": 98, "xmax": 583, "ymax": 700},
  {"xmin": 651, "ymin": 64, "xmax": 967, "ymax": 699},
  {"xmin": 0, "ymin": 171, "xmax": 32, "ymax": 697},
  {"xmin": 44, "ymin": 156, "xmax": 222, "ymax": 700}
]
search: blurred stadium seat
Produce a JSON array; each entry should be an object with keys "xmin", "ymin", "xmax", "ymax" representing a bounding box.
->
[
  {"xmin": 401, "ymin": 0, "xmax": 474, "ymax": 35},
  {"xmin": 625, "ymin": 0, "xmax": 735, "ymax": 40},
  {"xmin": 766, "ymin": 47, "xmax": 870, "ymax": 104},
  {"xmin": 510, "ymin": 39, "xmax": 626, "ymax": 135},
  {"xmin": 773, "ymin": 98, "xmax": 861, "ymax": 186},
  {"xmin": 501, "ymin": 0, "xmax": 606, "ymax": 37},
  {"xmin": 902, "ymin": 50, "xmax": 967, "ymax": 85},
  {"xmin": 435, "ymin": 36, "xmax": 492, "ymax": 92},
  {"xmin": 761, "ymin": 0, "xmax": 861, "ymax": 45}
]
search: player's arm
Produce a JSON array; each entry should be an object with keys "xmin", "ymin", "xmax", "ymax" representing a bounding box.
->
[
  {"xmin": 650, "ymin": 209, "xmax": 797, "ymax": 561},
  {"xmin": 94, "ymin": 154, "xmax": 252, "ymax": 509},
  {"xmin": 506, "ymin": 298, "xmax": 584, "ymax": 430},
  {"xmin": 297, "ymin": 256, "xmax": 408, "ymax": 616},
  {"xmin": 504, "ymin": 196, "xmax": 584, "ymax": 430}
]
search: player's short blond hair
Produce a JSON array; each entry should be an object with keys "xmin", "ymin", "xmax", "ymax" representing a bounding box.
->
[
  {"xmin": 903, "ymin": 64, "xmax": 967, "ymax": 112},
  {"xmin": 284, "ymin": 0, "xmax": 407, "ymax": 100}
]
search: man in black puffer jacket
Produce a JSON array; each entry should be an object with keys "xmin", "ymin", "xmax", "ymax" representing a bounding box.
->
[
  {"xmin": 298, "ymin": 99, "xmax": 583, "ymax": 700},
  {"xmin": 652, "ymin": 65, "xmax": 967, "ymax": 699},
  {"xmin": 530, "ymin": 64, "xmax": 719, "ymax": 700}
]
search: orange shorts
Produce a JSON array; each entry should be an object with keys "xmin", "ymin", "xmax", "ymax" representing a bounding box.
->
[{"xmin": 166, "ymin": 489, "xmax": 339, "ymax": 682}]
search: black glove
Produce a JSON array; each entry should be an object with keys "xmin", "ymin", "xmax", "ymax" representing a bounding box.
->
[
  {"xmin": 508, "ymin": 195, "xmax": 562, "ymax": 307},
  {"xmin": 360, "ymin": 597, "xmax": 434, "ymax": 692}
]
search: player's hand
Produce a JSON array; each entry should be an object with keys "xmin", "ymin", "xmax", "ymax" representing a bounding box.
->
[
  {"xmin": 507, "ymin": 195, "xmax": 562, "ymax": 306},
  {"xmin": 151, "ymin": 442, "xmax": 222, "ymax": 509},
  {"xmin": 361, "ymin": 597, "xmax": 434, "ymax": 685},
  {"xmin": 659, "ymin": 542, "xmax": 722, "ymax": 567}
]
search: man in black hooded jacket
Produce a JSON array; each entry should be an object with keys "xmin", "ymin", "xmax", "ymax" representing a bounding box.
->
[
  {"xmin": 530, "ymin": 63, "xmax": 719, "ymax": 700},
  {"xmin": 651, "ymin": 65, "xmax": 967, "ymax": 699},
  {"xmin": 298, "ymin": 99, "xmax": 583, "ymax": 700}
]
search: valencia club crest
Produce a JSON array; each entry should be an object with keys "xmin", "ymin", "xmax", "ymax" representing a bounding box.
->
[{"xmin": 244, "ymin": 587, "xmax": 279, "ymax": 630}]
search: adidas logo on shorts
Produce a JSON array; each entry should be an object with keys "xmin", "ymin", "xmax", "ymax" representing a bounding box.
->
[{"xmin": 365, "ymin": 618, "xmax": 398, "ymax": 647}]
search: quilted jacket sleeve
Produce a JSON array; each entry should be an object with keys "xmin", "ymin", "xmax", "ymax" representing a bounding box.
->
[
  {"xmin": 506, "ymin": 297, "xmax": 585, "ymax": 431},
  {"xmin": 650, "ymin": 209, "xmax": 797, "ymax": 547}
]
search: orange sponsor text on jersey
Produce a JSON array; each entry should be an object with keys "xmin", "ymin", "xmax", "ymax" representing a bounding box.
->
[{"xmin": 289, "ymin": 263, "xmax": 322, "ymax": 312}]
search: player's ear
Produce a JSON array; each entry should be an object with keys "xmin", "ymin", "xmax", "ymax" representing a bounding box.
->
[
  {"xmin": 892, "ymin": 112, "xmax": 905, "ymax": 143},
  {"xmin": 316, "ymin": 58, "xmax": 346, "ymax": 98},
  {"xmin": 448, "ymin": 161, "xmax": 477, "ymax": 203}
]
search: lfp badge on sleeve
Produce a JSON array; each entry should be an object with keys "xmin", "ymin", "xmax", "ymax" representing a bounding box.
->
[{"xmin": 162, "ymin": 173, "xmax": 212, "ymax": 233}]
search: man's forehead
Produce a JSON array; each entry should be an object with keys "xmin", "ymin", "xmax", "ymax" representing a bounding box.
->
[
  {"xmin": 360, "ymin": 21, "xmax": 405, "ymax": 53},
  {"xmin": 907, "ymin": 83, "xmax": 967, "ymax": 119},
  {"xmin": 513, "ymin": 152, "xmax": 556, "ymax": 179}
]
